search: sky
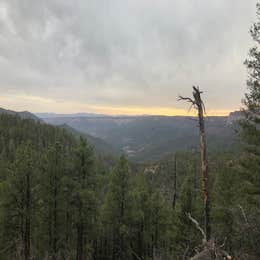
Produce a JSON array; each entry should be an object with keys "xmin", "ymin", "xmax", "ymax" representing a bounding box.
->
[{"xmin": 0, "ymin": 0, "xmax": 258, "ymax": 116}]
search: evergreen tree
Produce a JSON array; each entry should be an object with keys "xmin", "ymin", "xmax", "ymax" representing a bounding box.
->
[
  {"xmin": 239, "ymin": 1, "xmax": 260, "ymax": 256},
  {"xmin": 0, "ymin": 142, "xmax": 36, "ymax": 259},
  {"xmin": 72, "ymin": 137, "xmax": 97, "ymax": 260},
  {"xmin": 40, "ymin": 142, "xmax": 66, "ymax": 259},
  {"xmin": 131, "ymin": 173, "xmax": 173, "ymax": 260},
  {"xmin": 103, "ymin": 156, "xmax": 133, "ymax": 260}
]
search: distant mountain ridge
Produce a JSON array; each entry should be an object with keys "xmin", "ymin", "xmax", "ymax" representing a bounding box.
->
[
  {"xmin": 35, "ymin": 112, "xmax": 149, "ymax": 118},
  {"xmin": 41, "ymin": 112, "xmax": 241, "ymax": 162},
  {"xmin": 35, "ymin": 112, "xmax": 106, "ymax": 118}
]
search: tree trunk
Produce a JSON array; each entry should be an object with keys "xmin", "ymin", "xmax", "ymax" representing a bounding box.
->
[
  {"xmin": 76, "ymin": 205, "xmax": 84, "ymax": 260},
  {"xmin": 179, "ymin": 86, "xmax": 211, "ymax": 241},
  {"xmin": 137, "ymin": 222, "xmax": 144, "ymax": 259},
  {"xmin": 24, "ymin": 171, "xmax": 31, "ymax": 260},
  {"xmin": 53, "ymin": 172, "xmax": 58, "ymax": 260},
  {"xmin": 76, "ymin": 224, "xmax": 83, "ymax": 260},
  {"xmin": 196, "ymin": 93, "xmax": 211, "ymax": 241},
  {"xmin": 172, "ymin": 154, "xmax": 177, "ymax": 209}
]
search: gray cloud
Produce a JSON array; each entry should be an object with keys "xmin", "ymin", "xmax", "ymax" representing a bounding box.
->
[{"xmin": 0, "ymin": 0, "xmax": 257, "ymax": 112}]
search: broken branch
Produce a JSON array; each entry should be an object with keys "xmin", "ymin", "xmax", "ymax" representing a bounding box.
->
[{"xmin": 188, "ymin": 213, "xmax": 206, "ymax": 242}]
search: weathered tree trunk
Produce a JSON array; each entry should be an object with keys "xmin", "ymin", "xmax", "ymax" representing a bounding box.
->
[
  {"xmin": 193, "ymin": 87, "xmax": 211, "ymax": 241},
  {"xmin": 179, "ymin": 86, "xmax": 211, "ymax": 241},
  {"xmin": 196, "ymin": 93, "xmax": 211, "ymax": 241}
]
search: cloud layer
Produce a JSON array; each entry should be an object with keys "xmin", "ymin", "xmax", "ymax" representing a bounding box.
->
[{"xmin": 0, "ymin": 0, "xmax": 257, "ymax": 114}]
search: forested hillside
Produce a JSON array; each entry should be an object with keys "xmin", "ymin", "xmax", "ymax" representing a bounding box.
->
[
  {"xmin": 0, "ymin": 107, "xmax": 41, "ymax": 122},
  {"xmin": 0, "ymin": 114, "xmax": 174, "ymax": 259},
  {"xmin": 0, "ymin": 109, "xmax": 259, "ymax": 259},
  {"xmin": 60, "ymin": 124, "xmax": 120, "ymax": 156}
]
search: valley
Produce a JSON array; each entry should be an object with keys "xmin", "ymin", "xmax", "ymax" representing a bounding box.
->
[{"xmin": 38, "ymin": 113, "xmax": 240, "ymax": 162}]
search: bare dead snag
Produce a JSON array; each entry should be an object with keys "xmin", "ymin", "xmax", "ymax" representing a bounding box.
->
[{"xmin": 179, "ymin": 86, "xmax": 211, "ymax": 241}]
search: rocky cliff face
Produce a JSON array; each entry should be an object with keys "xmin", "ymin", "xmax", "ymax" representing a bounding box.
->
[{"xmin": 227, "ymin": 111, "xmax": 244, "ymax": 125}]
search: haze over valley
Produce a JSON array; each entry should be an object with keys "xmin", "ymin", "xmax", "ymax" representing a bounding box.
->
[{"xmin": 36, "ymin": 112, "xmax": 240, "ymax": 162}]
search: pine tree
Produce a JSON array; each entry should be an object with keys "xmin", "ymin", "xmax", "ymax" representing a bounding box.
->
[
  {"xmin": 120, "ymin": 169, "xmax": 175, "ymax": 260},
  {"xmin": 242, "ymin": 0, "xmax": 260, "ymax": 151},
  {"xmin": 244, "ymin": 2, "xmax": 260, "ymax": 117},
  {"xmin": 40, "ymin": 142, "xmax": 66, "ymax": 259},
  {"xmin": 103, "ymin": 156, "xmax": 133, "ymax": 260},
  {"xmin": 72, "ymin": 137, "xmax": 97, "ymax": 260},
  {"xmin": 0, "ymin": 142, "xmax": 36, "ymax": 259},
  {"xmin": 238, "ymin": 1, "xmax": 260, "ymax": 256}
]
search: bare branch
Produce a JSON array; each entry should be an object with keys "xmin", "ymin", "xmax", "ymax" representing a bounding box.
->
[
  {"xmin": 130, "ymin": 247, "xmax": 142, "ymax": 260},
  {"xmin": 183, "ymin": 245, "xmax": 190, "ymax": 259},
  {"xmin": 238, "ymin": 204, "xmax": 249, "ymax": 225},
  {"xmin": 202, "ymin": 100, "xmax": 207, "ymax": 115},
  {"xmin": 188, "ymin": 103, "xmax": 195, "ymax": 112},
  {"xmin": 187, "ymin": 213, "xmax": 206, "ymax": 242},
  {"xmin": 178, "ymin": 95, "xmax": 195, "ymax": 105}
]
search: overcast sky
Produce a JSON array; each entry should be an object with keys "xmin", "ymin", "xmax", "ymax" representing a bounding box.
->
[{"xmin": 0, "ymin": 0, "xmax": 257, "ymax": 115}]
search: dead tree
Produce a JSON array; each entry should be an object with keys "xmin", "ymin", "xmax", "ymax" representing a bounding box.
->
[{"xmin": 179, "ymin": 86, "xmax": 211, "ymax": 241}]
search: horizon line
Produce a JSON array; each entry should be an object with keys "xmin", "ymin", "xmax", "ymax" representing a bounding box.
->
[
  {"xmin": 0, "ymin": 94, "xmax": 240, "ymax": 117},
  {"xmin": 34, "ymin": 110, "xmax": 238, "ymax": 117}
]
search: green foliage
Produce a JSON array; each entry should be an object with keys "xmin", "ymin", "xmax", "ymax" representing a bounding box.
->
[
  {"xmin": 102, "ymin": 156, "xmax": 133, "ymax": 259},
  {"xmin": 236, "ymin": 1, "xmax": 260, "ymax": 257},
  {"xmin": 1, "ymin": 97, "xmax": 260, "ymax": 259},
  {"xmin": 0, "ymin": 142, "xmax": 37, "ymax": 259},
  {"xmin": 71, "ymin": 137, "xmax": 98, "ymax": 259}
]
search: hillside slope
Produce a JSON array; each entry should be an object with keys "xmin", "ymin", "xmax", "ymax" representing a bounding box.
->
[
  {"xmin": 0, "ymin": 107, "xmax": 118, "ymax": 157},
  {"xmin": 60, "ymin": 124, "xmax": 120, "ymax": 155},
  {"xmin": 0, "ymin": 107, "xmax": 41, "ymax": 121}
]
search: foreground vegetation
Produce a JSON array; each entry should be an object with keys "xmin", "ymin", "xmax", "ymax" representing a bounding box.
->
[{"xmin": 0, "ymin": 112, "xmax": 259, "ymax": 259}]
